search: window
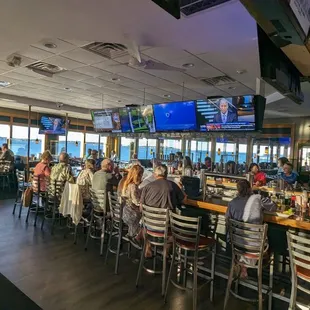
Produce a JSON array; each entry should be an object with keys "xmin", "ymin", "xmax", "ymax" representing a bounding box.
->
[
  {"xmin": 59, "ymin": 131, "xmax": 84, "ymax": 158},
  {"xmin": 120, "ymin": 137, "xmax": 135, "ymax": 162},
  {"xmin": 0, "ymin": 124, "xmax": 10, "ymax": 147},
  {"xmin": 11, "ymin": 125, "xmax": 28, "ymax": 156},
  {"xmin": 162, "ymin": 139, "xmax": 181, "ymax": 158},
  {"xmin": 138, "ymin": 138, "xmax": 157, "ymax": 159},
  {"xmin": 238, "ymin": 144, "xmax": 247, "ymax": 164},
  {"xmin": 85, "ymin": 133, "xmax": 99, "ymax": 157},
  {"xmin": 100, "ymin": 136, "xmax": 107, "ymax": 158},
  {"xmin": 30, "ymin": 128, "xmax": 45, "ymax": 158},
  {"xmin": 190, "ymin": 140, "xmax": 211, "ymax": 163}
]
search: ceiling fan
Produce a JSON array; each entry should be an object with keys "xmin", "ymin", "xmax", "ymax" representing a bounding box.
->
[{"xmin": 116, "ymin": 35, "xmax": 185, "ymax": 72}]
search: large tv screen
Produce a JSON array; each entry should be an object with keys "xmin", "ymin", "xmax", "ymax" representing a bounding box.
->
[
  {"xmin": 153, "ymin": 101, "xmax": 197, "ymax": 132},
  {"xmin": 120, "ymin": 106, "xmax": 155, "ymax": 133},
  {"xmin": 91, "ymin": 109, "xmax": 121, "ymax": 133},
  {"xmin": 39, "ymin": 116, "xmax": 66, "ymax": 135},
  {"xmin": 196, "ymin": 95, "xmax": 256, "ymax": 132}
]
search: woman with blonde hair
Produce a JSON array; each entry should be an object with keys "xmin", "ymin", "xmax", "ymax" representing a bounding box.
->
[
  {"xmin": 122, "ymin": 164, "xmax": 144, "ymax": 244},
  {"xmin": 76, "ymin": 159, "xmax": 95, "ymax": 201},
  {"xmin": 33, "ymin": 150, "xmax": 53, "ymax": 192}
]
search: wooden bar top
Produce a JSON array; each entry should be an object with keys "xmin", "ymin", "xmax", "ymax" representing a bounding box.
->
[{"xmin": 185, "ymin": 198, "xmax": 310, "ymax": 231}]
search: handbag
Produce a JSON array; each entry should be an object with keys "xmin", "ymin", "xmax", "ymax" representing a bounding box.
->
[{"xmin": 22, "ymin": 187, "xmax": 33, "ymax": 208}]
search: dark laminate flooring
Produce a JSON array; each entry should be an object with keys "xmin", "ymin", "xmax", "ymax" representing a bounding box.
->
[{"xmin": 0, "ymin": 199, "xmax": 254, "ymax": 310}]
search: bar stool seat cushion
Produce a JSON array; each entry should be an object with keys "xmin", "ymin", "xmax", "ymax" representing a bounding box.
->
[
  {"xmin": 176, "ymin": 236, "xmax": 216, "ymax": 250},
  {"xmin": 146, "ymin": 229, "xmax": 172, "ymax": 237}
]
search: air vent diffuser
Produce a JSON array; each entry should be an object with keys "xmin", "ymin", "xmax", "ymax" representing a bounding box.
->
[
  {"xmin": 83, "ymin": 42, "xmax": 128, "ymax": 59},
  {"xmin": 201, "ymin": 75, "xmax": 235, "ymax": 86},
  {"xmin": 27, "ymin": 62, "xmax": 66, "ymax": 77}
]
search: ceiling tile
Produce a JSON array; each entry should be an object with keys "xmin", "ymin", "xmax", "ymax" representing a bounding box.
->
[
  {"xmin": 92, "ymin": 59, "xmax": 122, "ymax": 70},
  {"xmin": 0, "ymin": 61, "xmax": 12, "ymax": 72},
  {"xmin": 18, "ymin": 46, "xmax": 54, "ymax": 61},
  {"xmin": 58, "ymin": 70, "xmax": 90, "ymax": 81},
  {"xmin": 11, "ymin": 67, "xmax": 45, "ymax": 78},
  {"xmin": 74, "ymin": 66, "xmax": 107, "ymax": 77},
  {"xmin": 0, "ymin": 76, "xmax": 24, "ymax": 85},
  {"xmin": 142, "ymin": 48, "xmax": 190, "ymax": 62},
  {"xmin": 31, "ymin": 38, "xmax": 76, "ymax": 54},
  {"xmin": 61, "ymin": 39, "xmax": 93, "ymax": 47},
  {"xmin": 4, "ymin": 72, "xmax": 40, "ymax": 82},
  {"xmin": 44, "ymin": 55, "xmax": 85, "ymax": 70},
  {"xmin": 83, "ymin": 77, "xmax": 109, "ymax": 87},
  {"xmin": 62, "ymin": 48, "xmax": 106, "ymax": 65}
]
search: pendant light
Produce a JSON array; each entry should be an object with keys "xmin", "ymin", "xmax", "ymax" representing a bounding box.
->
[{"xmin": 35, "ymin": 112, "xmax": 39, "ymax": 144}]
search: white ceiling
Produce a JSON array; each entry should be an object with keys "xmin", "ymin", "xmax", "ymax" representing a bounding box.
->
[{"xmin": 0, "ymin": 0, "xmax": 308, "ymax": 120}]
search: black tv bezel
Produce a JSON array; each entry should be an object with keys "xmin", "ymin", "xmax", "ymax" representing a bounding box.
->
[{"xmin": 153, "ymin": 100, "xmax": 198, "ymax": 133}]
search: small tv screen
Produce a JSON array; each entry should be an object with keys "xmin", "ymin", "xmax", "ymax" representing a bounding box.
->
[
  {"xmin": 196, "ymin": 96, "xmax": 256, "ymax": 132},
  {"xmin": 119, "ymin": 107, "xmax": 132, "ymax": 133},
  {"xmin": 153, "ymin": 101, "xmax": 197, "ymax": 132},
  {"xmin": 39, "ymin": 116, "xmax": 66, "ymax": 135},
  {"xmin": 91, "ymin": 109, "xmax": 121, "ymax": 133},
  {"xmin": 140, "ymin": 105, "xmax": 156, "ymax": 133}
]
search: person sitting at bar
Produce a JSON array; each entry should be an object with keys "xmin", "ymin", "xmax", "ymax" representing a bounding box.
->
[
  {"xmin": 279, "ymin": 162, "xmax": 298, "ymax": 185},
  {"xmin": 249, "ymin": 163, "xmax": 266, "ymax": 186},
  {"xmin": 140, "ymin": 164, "xmax": 186, "ymax": 211},
  {"xmin": 90, "ymin": 149, "xmax": 102, "ymax": 170},
  {"xmin": 201, "ymin": 156, "xmax": 212, "ymax": 171},
  {"xmin": 277, "ymin": 157, "xmax": 288, "ymax": 175},
  {"xmin": 110, "ymin": 150, "xmax": 118, "ymax": 162},
  {"xmin": 0, "ymin": 143, "xmax": 14, "ymax": 166},
  {"xmin": 226, "ymin": 179, "xmax": 276, "ymax": 278},
  {"xmin": 122, "ymin": 165, "xmax": 144, "ymax": 246},
  {"xmin": 33, "ymin": 150, "xmax": 53, "ymax": 192},
  {"xmin": 76, "ymin": 159, "xmax": 95, "ymax": 201},
  {"xmin": 83, "ymin": 148, "xmax": 92, "ymax": 161},
  {"xmin": 50, "ymin": 152, "xmax": 74, "ymax": 188},
  {"xmin": 184, "ymin": 156, "xmax": 193, "ymax": 176}
]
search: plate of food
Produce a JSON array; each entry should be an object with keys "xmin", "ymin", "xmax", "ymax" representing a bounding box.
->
[{"xmin": 276, "ymin": 209, "xmax": 294, "ymax": 218}]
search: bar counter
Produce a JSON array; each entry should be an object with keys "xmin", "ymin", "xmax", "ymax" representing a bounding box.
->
[{"xmin": 185, "ymin": 198, "xmax": 310, "ymax": 231}]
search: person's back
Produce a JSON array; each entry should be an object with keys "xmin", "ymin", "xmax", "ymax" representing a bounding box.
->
[{"xmin": 92, "ymin": 169, "xmax": 113, "ymax": 191}]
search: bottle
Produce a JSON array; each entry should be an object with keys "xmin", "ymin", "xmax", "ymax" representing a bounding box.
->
[
  {"xmin": 290, "ymin": 195, "xmax": 296, "ymax": 214},
  {"xmin": 285, "ymin": 191, "xmax": 291, "ymax": 207}
]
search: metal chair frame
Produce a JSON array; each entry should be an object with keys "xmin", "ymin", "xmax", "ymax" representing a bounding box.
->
[
  {"xmin": 136, "ymin": 205, "xmax": 170, "ymax": 297},
  {"xmin": 13, "ymin": 169, "xmax": 29, "ymax": 217},
  {"xmin": 105, "ymin": 192, "xmax": 131, "ymax": 274},
  {"xmin": 224, "ymin": 219, "xmax": 274, "ymax": 310},
  {"xmin": 84, "ymin": 188, "xmax": 107, "ymax": 255},
  {"xmin": 287, "ymin": 231, "xmax": 310, "ymax": 310},
  {"xmin": 164, "ymin": 211, "xmax": 216, "ymax": 310}
]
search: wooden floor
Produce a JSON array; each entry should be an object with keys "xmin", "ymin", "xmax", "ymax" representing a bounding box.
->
[{"xmin": 0, "ymin": 199, "xmax": 255, "ymax": 310}]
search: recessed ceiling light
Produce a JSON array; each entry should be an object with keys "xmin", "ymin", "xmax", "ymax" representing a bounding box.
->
[
  {"xmin": 228, "ymin": 86, "xmax": 236, "ymax": 90},
  {"xmin": 44, "ymin": 42, "xmax": 57, "ymax": 49},
  {"xmin": 111, "ymin": 77, "xmax": 120, "ymax": 81},
  {"xmin": 117, "ymin": 100, "xmax": 122, "ymax": 103},
  {"xmin": 182, "ymin": 63, "xmax": 194, "ymax": 68},
  {"xmin": 64, "ymin": 87, "xmax": 71, "ymax": 91},
  {"xmin": 0, "ymin": 81, "xmax": 11, "ymax": 87},
  {"xmin": 163, "ymin": 94, "xmax": 171, "ymax": 98},
  {"xmin": 236, "ymin": 69, "xmax": 247, "ymax": 74}
]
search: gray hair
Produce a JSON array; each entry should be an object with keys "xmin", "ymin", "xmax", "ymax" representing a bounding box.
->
[
  {"xmin": 154, "ymin": 164, "xmax": 168, "ymax": 178},
  {"xmin": 59, "ymin": 152, "xmax": 69, "ymax": 164},
  {"xmin": 219, "ymin": 98, "xmax": 229, "ymax": 107}
]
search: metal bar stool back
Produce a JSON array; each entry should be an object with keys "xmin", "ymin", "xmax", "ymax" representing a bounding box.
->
[
  {"xmin": 136, "ymin": 205, "xmax": 170, "ymax": 296},
  {"xmin": 287, "ymin": 231, "xmax": 310, "ymax": 310},
  {"xmin": 164, "ymin": 211, "xmax": 216, "ymax": 310},
  {"xmin": 84, "ymin": 188, "xmax": 107, "ymax": 255},
  {"xmin": 224, "ymin": 219, "xmax": 273, "ymax": 310},
  {"xmin": 105, "ymin": 192, "xmax": 130, "ymax": 274},
  {"xmin": 13, "ymin": 169, "xmax": 28, "ymax": 217}
]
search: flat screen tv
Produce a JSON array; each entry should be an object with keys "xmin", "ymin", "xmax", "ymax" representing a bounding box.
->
[
  {"xmin": 91, "ymin": 109, "xmax": 121, "ymax": 133},
  {"xmin": 119, "ymin": 107, "xmax": 132, "ymax": 133},
  {"xmin": 39, "ymin": 116, "xmax": 66, "ymax": 135},
  {"xmin": 196, "ymin": 95, "xmax": 265, "ymax": 132},
  {"xmin": 153, "ymin": 101, "xmax": 197, "ymax": 132}
]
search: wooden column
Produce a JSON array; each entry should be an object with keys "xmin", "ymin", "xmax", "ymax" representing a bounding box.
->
[
  {"xmin": 210, "ymin": 137, "xmax": 216, "ymax": 162},
  {"xmin": 246, "ymin": 137, "xmax": 254, "ymax": 165}
]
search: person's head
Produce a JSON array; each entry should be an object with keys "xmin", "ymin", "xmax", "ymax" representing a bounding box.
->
[
  {"xmin": 219, "ymin": 99, "xmax": 229, "ymax": 114},
  {"xmin": 184, "ymin": 156, "xmax": 192, "ymax": 169},
  {"xmin": 278, "ymin": 157, "xmax": 288, "ymax": 168},
  {"xmin": 41, "ymin": 150, "xmax": 53, "ymax": 164},
  {"xmin": 123, "ymin": 165, "xmax": 144, "ymax": 193},
  {"xmin": 283, "ymin": 162, "xmax": 293, "ymax": 175},
  {"xmin": 101, "ymin": 158, "xmax": 114, "ymax": 173},
  {"xmin": 176, "ymin": 152, "xmax": 183, "ymax": 160},
  {"xmin": 237, "ymin": 180, "xmax": 252, "ymax": 197},
  {"xmin": 204, "ymin": 156, "xmax": 211, "ymax": 167},
  {"xmin": 111, "ymin": 150, "xmax": 115, "ymax": 156},
  {"xmin": 53, "ymin": 118, "xmax": 60, "ymax": 127},
  {"xmin": 154, "ymin": 164, "xmax": 168, "ymax": 179},
  {"xmin": 132, "ymin": 153, "xmax": 138, "ymax": 160},
  {"xmin": 91, "ymin": 150, "xmax": 98, "ymax": 160},
  {"xmin": 2, "ymin": 143, "xmax": 8, "ymax": 151},
  {"xmin": 249, "ymin": 163, "xmax": 259, "ymax": 174},
  {"xmin": 85, "ymin": 159, "xmax": 95, "ymax": 171},
  {"xmin": 59, "ymin": 152, "xmax": 70, "ymax": 164},
  {"xmin": 87, "ymin": 148, "xmax": 92, "ymax": 156}
]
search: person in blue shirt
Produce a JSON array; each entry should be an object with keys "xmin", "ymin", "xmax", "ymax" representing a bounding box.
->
[{"xmin": 280, "ymin": 162, "xmax": 298, "ymax": 185}]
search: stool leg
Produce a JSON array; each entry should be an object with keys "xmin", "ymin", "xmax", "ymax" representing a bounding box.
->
[
  {"xmin": 18, "ymin": 202, "xmax": 23, "ymax": 218},
  {"xmin": 193, "ymin": 254, "xmax": 198, "ymax": 310},
  {"xmin": 268, "ymin": 255, "xmax": 274, "ymax": 310},
  {"xmin": 183, "ymin": 249, "xmax": 188, "ymax": 287},
  {"xmin": 13, "ymin": 189, "xmax": 20, "ymax": 215},
  {"xmin": 289, "ymin": 274, "xmax": 297, "ymax": 310},
  {"xmin": 104, "ymin": 220, "xmax": 113, "ymax": 265},
  {"xmin": 210, "ymin": 246, "xmax": 216, "ymax": 302},
  {"xmin": 73, "ymin": 223, "xmax": 78, "ymax": 245},
  {"xmin": 136, "ymin": 240, "xmax": 147, "ymax": 287},
  {"xmin": 257, "ymin": 262, "xmax": 263, "ymax": 310},
  {"xmin": 41, "ymin": 206, "xmax": 46, "ymax": 230},
  {"xmin": 84, "ymin": 211, "xmax": 94, "ymax": 251},
  {"xmin": 114, "ymin": 221, "xmax": 123, "ymax": 275},
  {"xmin": 164, "ymin": 243, "xmax": 176, "ymax": 303},
  {"xmin": 153, "ymin": 245, "xmax": 157, "ymax": 274},
  {"xmin": 161, "ymin": 245, "xmax": 167, "ymax": 296},
  {"xmin": 25, "ymin": 205, "xmax": 31, "ymax": 223},
  {"xmin": 34, "ymin": 196, "xmax": 40, "ymax": 227},
  {"xmin": 100, "ymin": 215, "xmax": 106, "ymax": 256},
  {"xmin": 224, "ymin": 261, "xmax": 234, "ymax": 310}
]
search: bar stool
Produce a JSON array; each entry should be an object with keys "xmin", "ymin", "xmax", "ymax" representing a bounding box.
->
[
  {"xmin": 84, "ymin": 188, "xmax": 107, "ymax": 255},
  {"xmin": 164, "ymin": 212, "xmax": 216, "ymax": 310},
  {"xmin": 105, "ymin": 192, "xmax": 130, "ymax": 274},
  {"xmin": 13, "ymin": 169, "xmax": 29, "ymax": 217},
  {"xmin": 286, "ymin": 231, "xmax": 310, "ymax": 310},
  {"xmin": 224, "ymin": 219, "xmax": 274, "ymax": 310},
  {"xmin": 136, "ymin": 205, "xmax": 170, "ymax": 296}
]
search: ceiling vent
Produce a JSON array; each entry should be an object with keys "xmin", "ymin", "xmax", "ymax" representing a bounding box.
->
[
  {"xmin": 27, "ymin": 62, "xmax": 66, "ymax": 77},
  {"xmin": 201, "ymin": 75, "xmax": 236, "ymax": 86},
  {"xmin": 83, "ymin": 42, "xmax": 128, "ymax": 59},
  {"xmin": 180, "ymin": 0, "xmax": 232, "ymax": 16}
]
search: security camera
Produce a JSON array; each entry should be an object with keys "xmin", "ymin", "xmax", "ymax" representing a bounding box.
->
[
  {"xmin": 7, "ymin": 55, "xmax": 22, "ymax": 67},
  {"xmin": 56, "ymin": 102, "xmax": 64, "ymax": 109}
]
